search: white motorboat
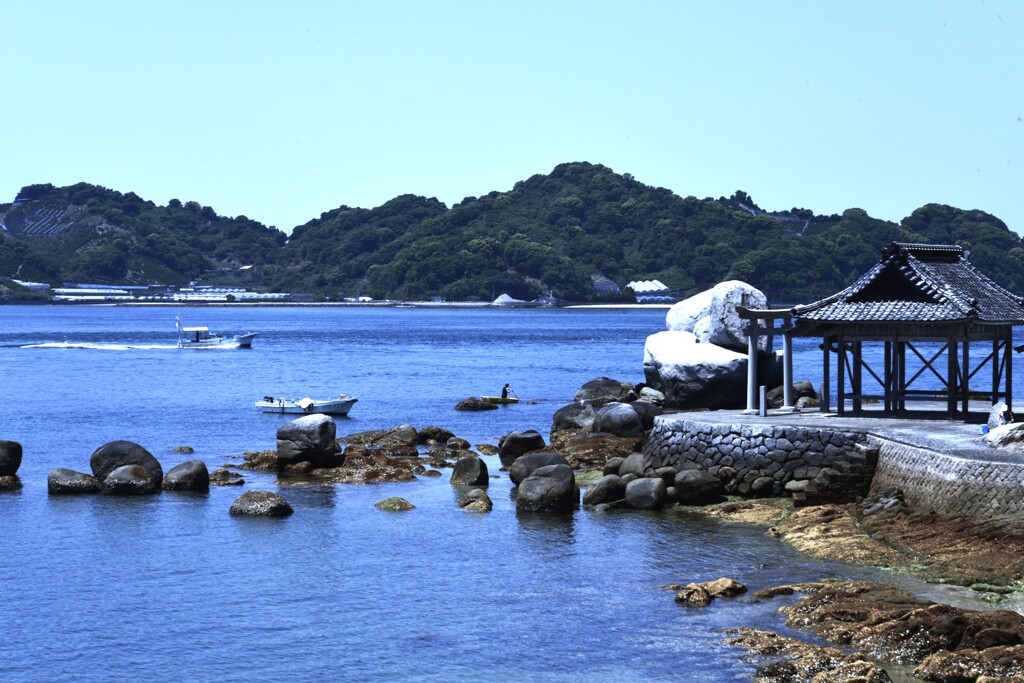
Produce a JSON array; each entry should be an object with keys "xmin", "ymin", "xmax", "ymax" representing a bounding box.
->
[
  {"xmin": 176, "ymin": 317, "xmax": 256, "ymax": 349},
  {"xmin": 256, "ymin": 394, "xmax": 358, "ymax": 415}
]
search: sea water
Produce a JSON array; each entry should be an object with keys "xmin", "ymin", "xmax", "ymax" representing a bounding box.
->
[{"xmin": 0, "ymin": 306, "xmax": 1002, "ymax": 681}]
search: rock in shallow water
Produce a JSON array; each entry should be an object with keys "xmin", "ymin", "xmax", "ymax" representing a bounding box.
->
[
  {"xmin": 48, "ymin": 468, "xmax": 102, "ymax": 494},
  {"xmin": 0, "ymin": 439, "xmax": 23, "ymax": 476},
  {"xmin": 374, "ymin": 496, "xmax": 415, "ymax": 511},
  {"xmin": 582, "ymin": 474, "xmax": 626, "ymax": 506},
  {"xmin": 454, "ymin": 397, "xmax": 497, "ymax": 412},
  {"xmin": 230, "ymin": 490, "xmax": 294, "ymax": 517},
  {"xmin": 163, "ymin": 460, "xmax": 210, "ymax": 492},
  {"xmin": 458, "ymin": 489, "xmax": 492, "ymax": 512},
  {"xmin": 90, "ymin": 440, "xmax": 163, "ymax": 488},
  {"xmin": 516, "ymin": 464, "xmax": 578, "ymax": 513},
  {"xmin": 0, "ymin": 475, "xmax": 22, "ymax": 491},
  {"xmin": 450, "ymin": 456, "xmax": 489, "ymax": 486},
  {"xmin": 103, "ymin": 464, "xmax": 161, "ymax": 495}
]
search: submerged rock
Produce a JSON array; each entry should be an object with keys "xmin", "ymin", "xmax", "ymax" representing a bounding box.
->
[
  {"xmin": 210, "ymin": 469, "xmax": 245, "ymax": 486},
  {"xmin": 0, "ymin": 475, "xmax": 22, "ymax": 491},
  {"xmin": 48, "ymin": 468, "xmax": 102, "ymax": 494},
  {"xmin": 374, "ymin": 496, "xmax": 415, "ymax": 511},
  {"xmin": 229, "ymin": 490, "xmax": 294, "ymax": 517},
  {"xmin": 458, "ymin": 489, "xmax": 493, "ymax": 512},
  {"xmin": 455, "ymin": 397, "xmax": 498, "ymax": 412}
]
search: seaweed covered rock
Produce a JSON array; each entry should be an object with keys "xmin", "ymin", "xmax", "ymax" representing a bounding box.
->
[
  {"xmin": 229, "ymin": 490, "xmax": 294, "ymax": 517},
  {"xmin": 48, "ymin": 468, "xmax": 102, "ymax": 494},
  {"xmin": 458, "ymin": 489, "xmax": 493, "ymax": 512}
]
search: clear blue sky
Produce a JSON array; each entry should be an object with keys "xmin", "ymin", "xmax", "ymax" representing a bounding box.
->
[{"xmin": 4, "ymin": 1, "xmax": 1022, "ymax": 234}]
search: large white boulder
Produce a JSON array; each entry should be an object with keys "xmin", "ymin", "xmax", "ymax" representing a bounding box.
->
[
  {"xmin": 643, "ymin": 330, "xmax": 781, "ymax": 410},
  {"xmin": 665, "ymin": 280, "xmax": 768, "ymax": 352}
]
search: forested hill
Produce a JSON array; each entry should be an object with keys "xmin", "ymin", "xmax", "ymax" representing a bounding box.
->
[{"xmin": 2, "ymin": 163, "xmax": 1022, "ymax": 303}]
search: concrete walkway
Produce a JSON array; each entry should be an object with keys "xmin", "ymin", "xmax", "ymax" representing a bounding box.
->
[{"xmin": 662, "ymin": 403, "xmax": 1023, "ymax": 464}]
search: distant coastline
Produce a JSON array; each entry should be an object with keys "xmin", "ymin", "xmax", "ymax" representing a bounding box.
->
[{"xmin": 0, "ymin": 299, "xmax": 673, "ymax": 310}]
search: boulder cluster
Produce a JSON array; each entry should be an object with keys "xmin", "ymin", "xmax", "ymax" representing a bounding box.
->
[
  {"xmin": 0, "ymin": 437, "xmax": 293, "ymax": 518},
  {"xmin": 643, "ymin": 280, "xmax": 785, "ymax": 410}
]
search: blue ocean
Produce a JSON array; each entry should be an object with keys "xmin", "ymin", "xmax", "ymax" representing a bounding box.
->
[{"xmin": 0, "ymin": 305, "xmax": 994, "ymax": 681}]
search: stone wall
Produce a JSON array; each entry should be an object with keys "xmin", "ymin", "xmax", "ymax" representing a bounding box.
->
[
  {"xmin": 646, "ymin": 415, "xmax": 1024, "ymax": 518},
  {"xmin": 644, "ymin": 417, "xmax": 877, "ymax": 504},
  {"xmin": 868, "ymin": 435, "xmax": 1024, "ymax": 517}
]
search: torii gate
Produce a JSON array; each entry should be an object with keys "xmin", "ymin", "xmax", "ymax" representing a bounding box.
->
[{"xmin": 736, "ymin": 306, "xmax": 796, "ymax": 413}]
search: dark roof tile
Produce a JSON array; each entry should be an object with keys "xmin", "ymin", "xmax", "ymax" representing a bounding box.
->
[{"xmin": 792, "ymin": 242, "xmax": 1024, "ymax": 325}]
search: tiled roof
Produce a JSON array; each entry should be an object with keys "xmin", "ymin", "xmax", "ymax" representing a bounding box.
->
[{"xmin": 792, "ymin": 242, "xmax": 1024, "ymax": 324}]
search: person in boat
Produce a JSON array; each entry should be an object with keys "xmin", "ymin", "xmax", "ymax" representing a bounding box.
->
[{"xmin": 501, "ymin": 383, "xmax": 511, "ymax": 399}]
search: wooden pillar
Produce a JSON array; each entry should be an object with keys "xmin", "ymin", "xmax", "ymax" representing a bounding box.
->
[
  {"xmin": 852, "ymin": 340, "xmax": 862, "ymax": 413},
  {"xmin": 962, "ymin": 333, "xmax": 970, "ymax": 417},
  {"xmin": 883, "ymin": 340, "xmax": 892, "ymax": 413},
  {"xmin": 897, "ymin": 340, "xmax": 906, "ymax": 415},
  {"xmin": 821, "ymin": 335, "xmax": 831, "ymax": 413},
  {"xmin": 947, "ymin": 336, "xmax": 957, "ymax": 417},
  {"xmin": 837, "ymin": 333, "xmax": 846, "ymax": 416},
  {"xmin": 1008, "ymin": 331, "xmax": 1014, "ymax": 409},
  {"xmin": 993, "ymin": 339, "xmax": 1001, "ymax": 404}
]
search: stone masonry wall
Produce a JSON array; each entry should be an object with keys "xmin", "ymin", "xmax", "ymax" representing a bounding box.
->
[
  {"xmin": 646, "ymin": 415, "xmax": 1024, "ymax": 519},
  {"xmin": 644, "ymin": 417, "xmax": 877, "ymax": 504},
  {"xmin": 868, "ymin": 435, "xmax": 1024, "ymax": 518}
]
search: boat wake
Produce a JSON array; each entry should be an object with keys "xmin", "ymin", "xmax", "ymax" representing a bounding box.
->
[{"xmin": 20, "ymin": 342, "xmax": 180, "ymax": 350}]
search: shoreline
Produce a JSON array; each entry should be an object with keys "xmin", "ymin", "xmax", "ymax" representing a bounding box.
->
[{"xmin": 1, "ymin": 299, "xmax": 674, "ymax": 309}]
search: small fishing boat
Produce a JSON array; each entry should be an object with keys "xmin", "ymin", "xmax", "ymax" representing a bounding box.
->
[
  {"xmin": 481, "ymin": 395, "xmax": 519, "ymax": 405},
  {"xmin": 176, "ymin": 316, "xmax": 256, "ymax": 349},
  {"xmin": 178, "ymin": 327, "xmax": 257, "ymax": 349},
  {"xmin": 256, "ymin": 394, "xmax": 358, "ymax": 415}
]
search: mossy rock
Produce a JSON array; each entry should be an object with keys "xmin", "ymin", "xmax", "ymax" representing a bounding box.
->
[{"xmin": 375, "ymin": 496, "xmax": 415, "ymax": 511}]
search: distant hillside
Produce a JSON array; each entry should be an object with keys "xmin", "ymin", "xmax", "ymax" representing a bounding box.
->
[
  {"xmin": 2, "ymin": 164, "xmax": 1022, "ymax": 303},
  {"xmin": 0, "ymin": 182, "xmax": 286, "ymax": 286}
]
